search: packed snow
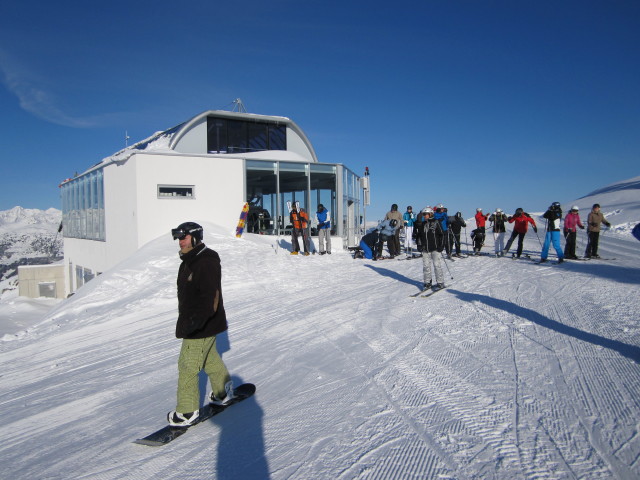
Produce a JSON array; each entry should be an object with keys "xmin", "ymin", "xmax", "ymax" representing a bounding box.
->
[{"xmin": 0, "ymin": 180, "xmax": 639, "ymax": 479}]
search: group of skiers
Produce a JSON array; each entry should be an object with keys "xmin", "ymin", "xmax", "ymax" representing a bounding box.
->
[{"xmin": 360, "ymin": 202, "xmax": 613, "ymax": 291}]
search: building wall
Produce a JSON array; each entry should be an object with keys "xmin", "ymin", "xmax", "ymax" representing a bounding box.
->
[
  {"xmin": 18, "ymin": 264, "xmax": 66, "ymax": 299},
  {"xmin": 62, "ymin": 152, "xmax": 245, "ymax": 296}
]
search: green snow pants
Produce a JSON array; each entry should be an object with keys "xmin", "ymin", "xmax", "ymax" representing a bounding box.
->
[{"xmin": 176, "ymin": 336, "xmax": 230, "ymax": 414}]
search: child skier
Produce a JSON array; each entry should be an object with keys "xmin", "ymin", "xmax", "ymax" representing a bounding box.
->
[{"xmin": 472, "ymin": 208, "xmax": 489, "ymax": 255}]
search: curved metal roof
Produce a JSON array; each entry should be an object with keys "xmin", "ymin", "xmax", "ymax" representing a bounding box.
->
[{"xmin": 168, "ymin": 110, "xmax": 318, "ymax": 163}]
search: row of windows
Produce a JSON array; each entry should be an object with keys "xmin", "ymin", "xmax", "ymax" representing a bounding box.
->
[
  {"xmin": 207, "ymin": 116, "xmax": 286, "ymax": 154},
  {"xmin": 60, "ymin": 169, "xmax": 105, "ymax": 241}
]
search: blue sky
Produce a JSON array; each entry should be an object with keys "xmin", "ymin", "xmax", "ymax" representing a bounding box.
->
[{"xmin": 0, "ymin": 1, "xmax": 638, "ymax": 221}]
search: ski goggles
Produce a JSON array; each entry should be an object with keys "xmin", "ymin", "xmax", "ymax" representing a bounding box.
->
[{"xmin": 171, "ymin": 228, "xmax": 189, "ymax": 240}]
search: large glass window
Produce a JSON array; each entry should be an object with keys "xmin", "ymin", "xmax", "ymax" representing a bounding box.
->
[
  {"xmin": 207, "ymin": 116, "xmax": 287, "ymax": 154},
  {"xmin": 61, "ymin": 169, "xmax": 105, "ymax": 241},
  {"xmin": 310, "ymin": 164, "xmax": 337, "ymax": 235},
  {"xmin": 246, "ymin": 161, "xmax": 277, "ymax": 234}
]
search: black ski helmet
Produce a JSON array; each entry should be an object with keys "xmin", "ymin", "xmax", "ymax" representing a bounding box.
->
[
  {"xmin": 515, "ymin": 207, "xmax": 524, "ymax": 215},
  {"xmin": 455, "ymin": 211, "xmax": 462, "ymax": 218},
  {"xmin": 391, "ymin": 204, "xmax": 398, "ymax": 211},
  {"xmin": 389, "ymin": 219, "xmax": 398, "ymax": 227},
  {"xmin": 172, "ymin": 222, "xmax": 203, "ymax": 245},
  {"xmin": 550, "ymin": 202, "xmax": 561, "ymax": 210}
]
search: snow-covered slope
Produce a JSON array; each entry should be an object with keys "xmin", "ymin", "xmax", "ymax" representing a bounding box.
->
[
  {"xmin": 564, "ymin": 175, "xmax": 640, "ymax": 235},
  {"xmin": 1, "ymin": 212, "xmax": 639, "ymax": 478}
]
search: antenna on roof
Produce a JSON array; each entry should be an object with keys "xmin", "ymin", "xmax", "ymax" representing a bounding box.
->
[
  {"xmin": 125, "ymin": 130, "xmax": 131, "ymax": 147},
  {"xmin": 232, "ymin": 98, "xmax": 247, "ymax": 113}
]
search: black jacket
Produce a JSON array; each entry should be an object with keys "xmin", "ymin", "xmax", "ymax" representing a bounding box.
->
[
  {"xmin": 489, "ymin": 213, "xmax": 509, "ymax": 233},
  {"xmin": 176, "ymin": 243, "xmax": 228, "ymax": 339},
  {"xmin": 414, "ymin": 217, "xmax": 445, "ymax": 253},
  {"xmin": 448, "ymin": 215, "xmax": 466, "ymax": 234},
  {"xmin": 543, "ymin": 208, "xmax": 563, "ymax": 232}
]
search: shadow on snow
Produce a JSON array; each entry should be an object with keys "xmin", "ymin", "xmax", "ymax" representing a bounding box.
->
[{"xmin": 449, "ymin": 289, "xmax": 640, "ymax": 363}]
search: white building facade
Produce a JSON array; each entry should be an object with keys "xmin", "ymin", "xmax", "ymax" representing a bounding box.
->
[{"xmin": 59, "ymin": 110, "xmax": 367, "ymax": 296}]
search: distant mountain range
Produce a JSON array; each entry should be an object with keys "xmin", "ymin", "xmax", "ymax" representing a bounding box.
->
[{"xmin": 0, "ymin": 207, "xmax": 63, "ymax": 296}]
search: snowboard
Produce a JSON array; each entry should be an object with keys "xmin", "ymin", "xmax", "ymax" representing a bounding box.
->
[
  {"xmin": 134, "ymin": 383, "xmax": 256, "ymax": 447},
  {"xmin": 235, "ymin": 203, "xmax": 250, "ymax": 238}
]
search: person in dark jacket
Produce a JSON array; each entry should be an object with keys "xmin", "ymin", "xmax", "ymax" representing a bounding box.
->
[
  {"xmin": 414, "ymin": 207, "xmax": 445, "ymax": 290},
  {"xmin": 448, "ymin": 212, "xmax": 467, "ymax": 257},
  {"xmin": 167, "ymin": 222, "xmax": 234, "ymax": 427},
  {"xmin": 540, "ymin": 202, "xmax": 564, "ymax": 263},
  {"xmin": 585, "ymin": 203, "xmax": 611, "ymax": 258}
]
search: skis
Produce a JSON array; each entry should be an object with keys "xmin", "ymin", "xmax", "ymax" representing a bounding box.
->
[
  {"xmin": 134, "ymin": 383, "xmax": 256, "ymax": 447},
  {"xmin": 410, "ymin": 285, "xmax": 448, "ymax": 298}
]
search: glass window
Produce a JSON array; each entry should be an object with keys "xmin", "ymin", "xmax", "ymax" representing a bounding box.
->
[
  {"xmin": 207, "ymin": 117, "xmax": 228, "ymax": 153},
  {"xmin": 158, "ymin": 185, "xmax": 195, "ymax": 198},
  {"xmin": 269, "ymin": 125, "xmax": 286, "ymax": 150},
  {"xmin": 247, "ymin": 123, "xmax": 268, "ymax": 152},
  {"xmin": 227, "ymin": 120, "xmax": 247, "ymax": 153},
  {"xmin": 60, "ymin": 168, "xmax": 106, "ymax": 241}
]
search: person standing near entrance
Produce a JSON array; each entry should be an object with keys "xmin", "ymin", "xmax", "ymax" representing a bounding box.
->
[
  {"xmin": 167, "ymin": 222, "xmax": 234, "ymax": 427},
  {"xmin": 316, "ymin": 204, "xmax": 331, "ymax": 255},
  {"xmin": 290, "ymin": 204, "xmax": 310, "ymax": 255}
]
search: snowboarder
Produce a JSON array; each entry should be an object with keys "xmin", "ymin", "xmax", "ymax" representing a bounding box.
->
[
  {"xmin": 414, "ymin": 207, "xmax": 445, "ymax": 290},
  {"xmin": 316, "ymin": 203, "xmax": 331, "ymax": 255},
  {"xmin": 472, "ymin": 208, "xmax": 489, "ymax": 255},
  {"xmin": 489, "ymin": 208, "xmax": 509, "ymax": 256},
  {"xmin": 290, "ymin": 204, "xmax": 310, "ymax": 255},
  {"xmin": 504, "ymin": 208, "xmax": 537, "ymax": 258},
  {"xmin": 540, "ymin": 202, "xmax": 564, "ymax": 263},
  {"xmin": 384, "ymin": 204, "xmax": 403, "ymax": 258},
  {"xmin": 448, "ymin": 211, "xmax": 466, "ymax": 257},
  {"xmin": 563, "ymin": 206, "xmax": 584, "ymax": 259},
  {"xmin": 168, "ymin": 222, "xmax": 234, "ymax": 427},
  {"xmin": 402, "ymin": 206, "xmax": 416, "ymax": 257},
  {"xmin": 585, "ymin": 203, "xmax": 611, "ymax": 259}
]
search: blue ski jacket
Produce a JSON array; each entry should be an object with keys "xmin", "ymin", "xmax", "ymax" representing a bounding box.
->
[
  {"xmin": 434, "ymin": 211, "xmax": 448, "ymax": 231},
  {"xmin": 403, "ymin": 211, "xmax": 415, "ymax": 227},
  {"xmin": 316, "ymin": 208, "xmax": 331, "ymax": 229}
]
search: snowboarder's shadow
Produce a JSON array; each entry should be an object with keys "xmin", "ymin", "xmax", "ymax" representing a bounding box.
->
[
  {"xmin": 210, "ymin": 376, "xmax": 269, "ymax": 479},
  {"xmin": 364, "ymin": 263, "xmax": 424, "ymax": 289},
  {"xmin": 449, "ymin": 289, "xmax": 640, "ymax": 363}
]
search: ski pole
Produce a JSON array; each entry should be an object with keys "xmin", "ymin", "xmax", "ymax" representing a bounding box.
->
[{"xmin": 440, "ymin": 251, "xmax": 454, "ymax": 280}]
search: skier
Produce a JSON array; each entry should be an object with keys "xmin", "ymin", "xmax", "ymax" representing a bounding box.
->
[
  {"xmin": 504, "ymin": 208, "xmax": 537, "ymax": 258},
  {"xmin": 433, "ymin": 204, "xmax": 452, "ymax": 258},
  {"xmin": 414, "ymin": 207, "xmax": 446, "ymax": 291},
  {"xmin": 384, "ymin": 204, "xmax": 403, "ymax": 258},
  {"xmin": 168, "ymin": 222, "xmax": 234, "ymax": 427},
  {"xmin": 489, "ymin": 208, "xmax": 509, "ymax": 256},
  {"xmin": 402, "ymin": 206, "xmax": 416, "ymax": 258},
  {"xmin": 563, "ymin": 206, "xmax": 584, "ymax": 259},
  {"xmin": 585, "ymin": 203, "xmax": 611, "ymax": 259},
  {"xmin": 316, "ymin": 203, "xmax": 331, "ymax": 255},
  {"xmin": 377, "ymin": 219, "xmax": 399, "ymax": 258},
  {"xmin": 633, "ymin": 223, "xmax": 640, "ymax": 243},
  {"xmin": 290, "ymin": 204, "xmax": 310, "ymax": 255},
  {"xmin": 471, "ymin": 208, "xmax": 489, "ymax": 255},
  {"xmin": 448, "ymin": 211, "xmax": 466, "ymax": 257},
  {"xmin": 359, "ymin": 220, "xmax": 396, "ymax": 260},
  {"xmin": 540, "ymin": 202, "xmax": 564, "ymax": 263}
]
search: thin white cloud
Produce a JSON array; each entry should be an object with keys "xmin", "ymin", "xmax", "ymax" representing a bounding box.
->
[{"xmin": 0, "ymin": 49, "xmax": 97, "ymax": 128}]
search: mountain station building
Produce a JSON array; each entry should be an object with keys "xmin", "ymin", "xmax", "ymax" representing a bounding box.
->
[{"xmin": 57, "ymin": 109, "xmax": 369, "ymax": 296}]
